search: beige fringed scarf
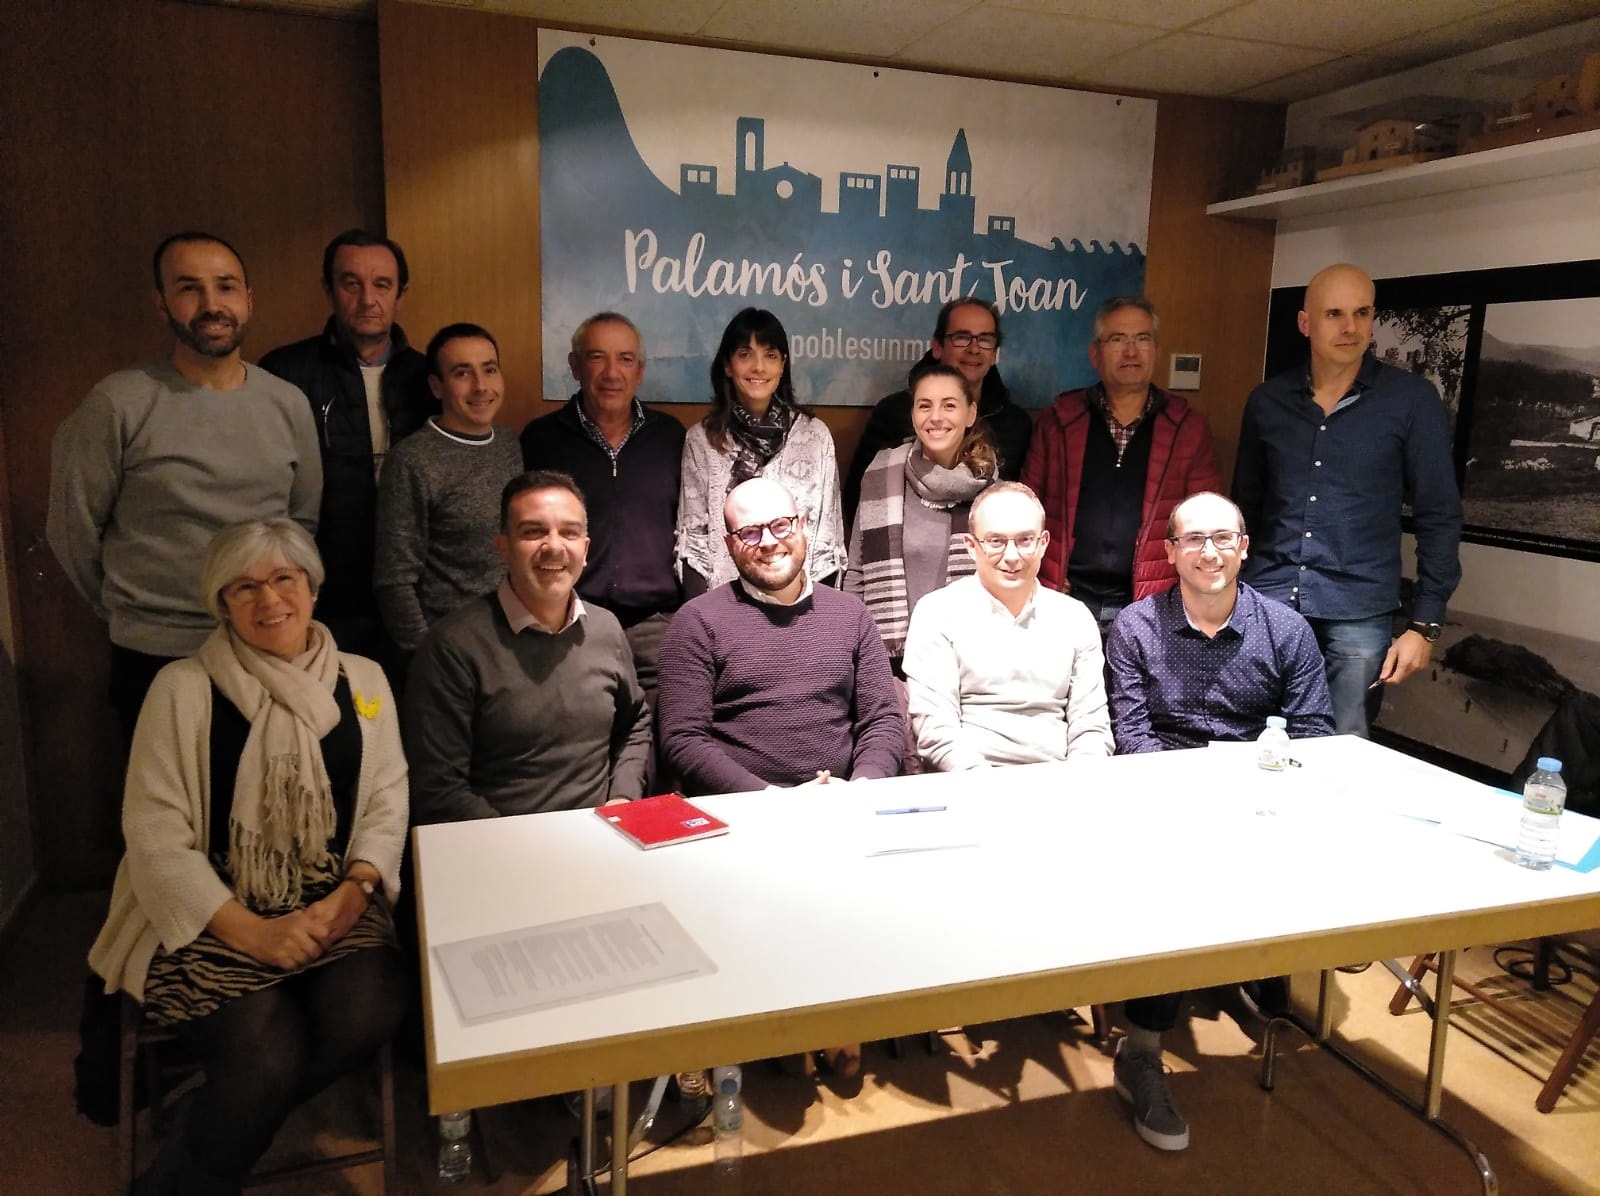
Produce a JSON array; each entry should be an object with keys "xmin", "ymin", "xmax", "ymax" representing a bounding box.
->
[{"xmin": 196, "ymin": 621, "xmax": 341, "ymax": 912}]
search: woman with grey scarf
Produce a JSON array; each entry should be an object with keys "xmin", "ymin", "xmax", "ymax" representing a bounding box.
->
[{"xmin": 845, "ymin": 360, "xmax": 999, "ymax": 672}]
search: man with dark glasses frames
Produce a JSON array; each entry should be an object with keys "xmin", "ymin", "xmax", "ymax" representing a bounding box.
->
[{"xmin": 658, "ymin": 477, "xmax": 901, "ymax": 797}]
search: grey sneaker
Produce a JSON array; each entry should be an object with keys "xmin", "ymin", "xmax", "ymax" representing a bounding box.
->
[{"xmin": 1112, "ymin": 1039, "xmax": 1190, "ymax": 1151}]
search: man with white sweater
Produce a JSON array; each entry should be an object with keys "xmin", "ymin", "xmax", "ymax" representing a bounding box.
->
[{"xmin": 903, "ymin": 481, "xmax": 1112, "ymax": 768}]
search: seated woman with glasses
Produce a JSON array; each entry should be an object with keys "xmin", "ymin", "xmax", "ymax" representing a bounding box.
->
[
  {"xmin": 89, "ymin": 518, "xmax": 407, "ymax": 1195},
  {"xmin": 676, "ymin": 307, "xmax": 846, "ymax": 595},
  {"xmin": 844, "ymin": 360, "xmax": 999, "ymax": 674}
]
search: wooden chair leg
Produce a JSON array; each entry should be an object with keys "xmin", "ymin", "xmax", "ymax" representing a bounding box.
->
[
  {"xmin": 379, "ymin": 1042, "xmax": 396, "ymax": 1196},
  {"xmin": 1089, "ymin": 1004, "xmax": 1109, "ymax": 1042},
  {"xmin": 118, "ymin": 996, "xmax": 139, "ymax": 1194},
  {"xmin": 1388, "ymin": 953, "xmax": 1434, "ymax": 1015},
  {"xmin": 1536, "ymin": 985, "xmax": 1600, "ymax": 1113}
]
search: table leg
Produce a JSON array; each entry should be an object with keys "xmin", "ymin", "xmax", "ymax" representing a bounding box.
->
[
  {"xmin": 611, "ymin": 1082, "xmax": 630, "ymax": 1193},
  {"xmin": 1424, "ymin": 950, "xmax": 1455, "ymax": 1119},
  {"xmin": 1256, "ymin": 960, "xmax": 1498, "ymax": 1196},
  {"xmin": 1316, "ymin": 968, "xmax": 1333, "ymax": 1041},
  {"xmin": 580, "ymin": 1088, "xmax": 597, "ymax": 1192}
]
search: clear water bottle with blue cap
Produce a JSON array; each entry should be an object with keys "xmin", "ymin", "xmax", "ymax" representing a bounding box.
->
[
  {"xmin": 711, "ymin": 1064, "xmax": 743, "ymax": 1172},
  {"xmin": 1515, "ymin": 757, "xmax": 1566, "ymax": 871},
  {"xmin": 1256, "ymin": 715, "xmax": 1290, "ymax": 771}
]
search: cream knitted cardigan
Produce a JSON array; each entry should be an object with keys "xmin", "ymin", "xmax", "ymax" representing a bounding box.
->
[{"xmin": 88, "ymin": 652, "xmax": 408, "ymax": 1001}]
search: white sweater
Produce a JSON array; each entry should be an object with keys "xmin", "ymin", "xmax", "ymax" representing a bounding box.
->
[
  {"xmin": 88, "ymin": 652, "xmax": 408, "ymax": 1001},
  {"xmin": 903, "ymin": 575, "xmax": 1113, "ymax": 770}
]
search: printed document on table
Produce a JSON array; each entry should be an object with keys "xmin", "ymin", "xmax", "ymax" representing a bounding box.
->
[{"xmin": 433, "ymin": 902, "xmax": 716, "ymax": 1023}]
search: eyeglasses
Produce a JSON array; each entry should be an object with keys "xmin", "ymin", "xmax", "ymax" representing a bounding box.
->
[
  {"xmin": 1100, "ymin": 333, "xmax": 1156, "ymax": 349},
  {"xmin": 942, "ymin": 331, "xmax": 999, "ymax": 351},
  {"xmin": 1166, "ymin": 531, "xmax": 1242, "ymax": 553},
  {"xmin": 221, "ymin": 567, "xmax": 307, "ymax": 607},
  {"xmin": 973, "ymin": 533, "xmax": 1042, "ymax": 556},
  {"xmin": 728, "ymin": 515, "xmax": 800, "ymax": 547}
]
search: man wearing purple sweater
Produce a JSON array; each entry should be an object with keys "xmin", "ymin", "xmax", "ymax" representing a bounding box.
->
[{"xmin": 657, "ymin": 478, "xmax": 903, "ymax": 796}]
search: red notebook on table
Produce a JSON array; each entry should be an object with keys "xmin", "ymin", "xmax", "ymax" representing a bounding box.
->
[{"xmin": 598, "ymin": 793, "xmax": 729, "ymax": 850}]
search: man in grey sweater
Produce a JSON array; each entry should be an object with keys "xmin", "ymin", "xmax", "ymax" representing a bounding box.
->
[
  {"xmin": 404, "ymin": 470, "xmax": 651, "ymax": 821},
  {"xmin": 48, "ymin": 231, "xmax": 322, "ymax": 742},
  {"xmin": 373, "ymin": 322, "xmax": 524, "ymax": 654}
]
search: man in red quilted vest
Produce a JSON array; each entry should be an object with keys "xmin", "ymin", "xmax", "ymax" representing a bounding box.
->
[{"xmin": 1021, "ymin": 296, "xmax": 1223, "ymax": 638}]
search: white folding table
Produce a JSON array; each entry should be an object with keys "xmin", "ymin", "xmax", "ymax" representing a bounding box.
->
[{"xmin": 414, "ymin": 736, "xmax": 1600, "ymax": 1193}]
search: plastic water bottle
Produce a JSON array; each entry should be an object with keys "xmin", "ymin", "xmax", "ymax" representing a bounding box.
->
[
  {"xmin": 437, "ymin": 1109, "xmax": 472, "ymax": 1183},
  {"xmin": 711, "ymin": 1064, "xmax": 743, "ymax": 1171},
  {"xmin": 1516, "ymin": 757, "xmax": 1567, "ymax": 871},
  {"xmin": 1256, "ymin": 715, "xmax": 1290, "ymax": 770}
]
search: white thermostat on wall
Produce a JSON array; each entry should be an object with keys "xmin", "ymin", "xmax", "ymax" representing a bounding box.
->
[{"xmin": 1169, "ymin": 353, "xmax": 1202, "ymax": 391}]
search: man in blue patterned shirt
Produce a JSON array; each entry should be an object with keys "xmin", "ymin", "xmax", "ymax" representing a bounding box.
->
[
  {"xmin": 1101, "ymin": 490, "xmax": 1334, "ymax": 1154},
  {"xmin": 1107, "ymin": 492, "xmax": 1335, "ymax": 752}
]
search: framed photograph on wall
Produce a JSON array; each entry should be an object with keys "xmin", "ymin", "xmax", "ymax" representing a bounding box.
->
[{"xmin": 1263, "ymin": 259, "xmax": 1600, "ymax": 563}]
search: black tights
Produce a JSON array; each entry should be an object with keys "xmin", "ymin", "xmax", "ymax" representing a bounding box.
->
[{"xmin": 172, "ymin": 945, "xmax": 405, "ymax": 1185}]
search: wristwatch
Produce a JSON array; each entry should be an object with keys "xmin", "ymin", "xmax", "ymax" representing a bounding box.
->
[{"xmin": 1407, "ymin": 621, "xmax": 1443, "ymax": 643}]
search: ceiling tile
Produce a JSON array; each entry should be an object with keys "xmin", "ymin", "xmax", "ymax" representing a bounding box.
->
[
  {"xmin": 1237, "ymin": 52, "xmax": 1418, "ymax": 105},
  {"xmin": 480, "ymin": 0, "xmax": 729, "ymax": 35},
  {"xmin": 699, "ymin": 0, "xmax": 979, "ymax": 59},
  {"xmin": 1071, "ymin": 31, "xmax": 1336, "ymax": 98},
  {"xmin": 1190, "ymin": 0, "xmax": 1506, "ymax": 55},
  {"xmin": 1378, "ymin": 3, "xmax": 1600, "ymax": 68},
  {"xmin": 894, "ymin": 8, "xmax": 1160, "ymax": 79},
  {"xmin": 979, "ymin": 0, "xmax": 1239, "ymax": 32}
]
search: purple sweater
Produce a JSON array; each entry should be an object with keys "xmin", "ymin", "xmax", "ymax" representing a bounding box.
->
[{"xmin": 657, "ymin": 582, "xmax": 903, "ymax": 794}]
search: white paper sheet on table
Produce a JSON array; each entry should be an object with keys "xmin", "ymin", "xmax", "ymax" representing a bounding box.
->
[
  {"xmin": 432, "ymin": 901, "xmax": 716, "ymax": 1023},
  {"xmin": 1430, "ymin": 789, "xmax": 1600, "ymax": 866}
]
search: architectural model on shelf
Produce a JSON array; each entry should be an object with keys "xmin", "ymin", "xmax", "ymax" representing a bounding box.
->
[{"xmin": 1221, "ymin": 28, "xmax": 1600, "ymax": 220}]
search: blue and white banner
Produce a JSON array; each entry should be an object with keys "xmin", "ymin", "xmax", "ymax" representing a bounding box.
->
[{"xmin": 538, "ymin": 32, "xmax": 1155, "ymax": 407}]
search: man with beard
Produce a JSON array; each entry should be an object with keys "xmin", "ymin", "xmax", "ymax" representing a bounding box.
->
[
  {"xmin": 46, "ymin": 231, "xmax": 321, "ymax": 1128},
  {"xmin": 404, "ymin": 470, "xmax": 650, "ymax": 821},
  {"xmin": 49, "ymin": 231, "xmax": 322, "ymax": 742},
  {"xmin": 657, "ymin": 476, "xmax": 902, "ymax": 796}
]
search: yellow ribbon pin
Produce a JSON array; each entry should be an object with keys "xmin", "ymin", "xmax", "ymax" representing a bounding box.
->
[{"xmin": 354, "ymin": 690, "xmax": 383, "ymax": 720}]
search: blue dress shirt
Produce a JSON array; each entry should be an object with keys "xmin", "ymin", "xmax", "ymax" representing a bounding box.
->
[{"xmin": 1232, "ymin": 355, "xmax": 1461, "ymax": 624}]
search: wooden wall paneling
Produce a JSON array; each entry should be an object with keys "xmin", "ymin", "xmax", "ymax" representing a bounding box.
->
[
  {"xmin": 1144, "ymin": 97, "xmax": 1285, "ymax": 489},
  {"xmin": 378, "ymin": 0, "xmax": 543, "ymax": 433},
  {"xmin": 0, "ymin": 0, "xmax": 384, "ymax": 888}
]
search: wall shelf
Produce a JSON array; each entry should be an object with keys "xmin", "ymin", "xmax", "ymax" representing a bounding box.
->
[{"xmin": 1206, "ymin": 128, "xmax": 1600, "ymax": 221}]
